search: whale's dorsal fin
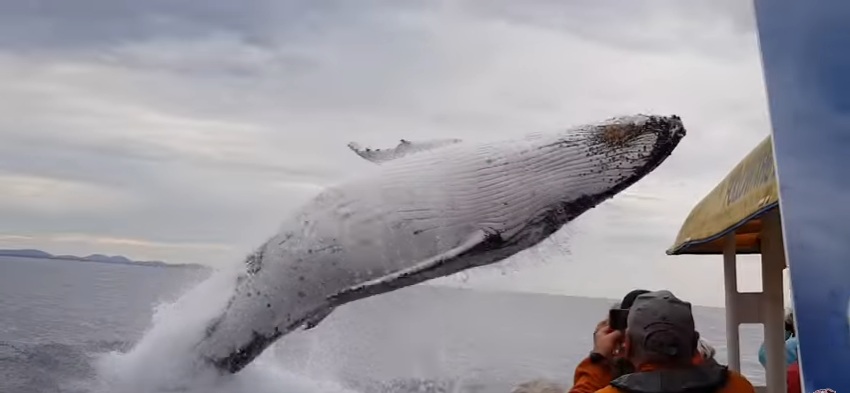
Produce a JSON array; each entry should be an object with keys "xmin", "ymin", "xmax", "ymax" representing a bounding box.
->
[
  {"xmin": 327, "ymin": 228, "xmax": 501, "ymax": 304},
  {"xmin": 347, "ymin": 138, "xmax": 463, "ymax": 164}
]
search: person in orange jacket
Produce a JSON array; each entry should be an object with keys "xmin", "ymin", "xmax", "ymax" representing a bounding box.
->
[
  {"xmin": 610, "ymin": 289, "xmax": 718, "ymax": 378},
  {"xmin": 569, "ymin": 290, "xmax": 755, "ymax": 393}
]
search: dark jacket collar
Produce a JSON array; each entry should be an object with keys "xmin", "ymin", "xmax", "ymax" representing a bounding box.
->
[{"xmin": 610, "ymin": 363, "xmax": 729, "ymax": 393}]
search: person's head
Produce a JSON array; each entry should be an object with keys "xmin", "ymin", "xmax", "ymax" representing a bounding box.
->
[
  {"xmin": 622, "ymin": 290, "xmax": 698, "ymax": 368},
  {"xmin": 784, "ymin": 309, "xmax": 795, "ymax": 338},
  {"xmin": 620, "ymin": 289, "xmax": 651, "ymax": 310},
  {"xmin": 610, "ymin": 289, "xmax": 652, "ymax": 378}
]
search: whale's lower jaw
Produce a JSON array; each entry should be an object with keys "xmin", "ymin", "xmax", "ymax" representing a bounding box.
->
[
  {"xmin": 200, "ymin": 297, "xmax": 331, "ymax": 374},
  {"xmin": 203, "ymin": 329, "xmax": 283, "ymax": 374}
]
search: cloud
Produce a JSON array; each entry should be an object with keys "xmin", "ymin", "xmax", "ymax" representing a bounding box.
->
[
  {"xmin": 0, "ymin": 0, "xmax": 774, "ymax": 306},
  {"xmin": 0, "ymin": 172, "xmax": 139, "ymax": 214}
]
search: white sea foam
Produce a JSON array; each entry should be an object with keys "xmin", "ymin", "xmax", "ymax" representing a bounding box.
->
[{"xmin": 90, "ymin": 266, "xmax": 356, "ymax": 393}]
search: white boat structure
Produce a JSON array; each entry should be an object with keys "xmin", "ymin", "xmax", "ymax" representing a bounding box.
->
[{"xmin": 666, "ymin": 137, "xmax": 788, "ymax": 393}]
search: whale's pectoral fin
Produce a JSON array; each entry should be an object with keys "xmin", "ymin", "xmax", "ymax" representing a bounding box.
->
[
  {"xmin": 327, "ymin": 228, "xmax": 502, "ymax": 304},
  {"xmin": 346, "ymin": 138, "xmax": 463, "ymax": 164},
  {"xmin": 303, "ymin": 306, "xmax": 336, "ymax": 330}
]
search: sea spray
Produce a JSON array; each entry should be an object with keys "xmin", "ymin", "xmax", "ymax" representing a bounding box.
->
[
  {"xmin": 90, "ymin": 265, "xmax": 357, "ymax": 393},
  {"xmin": 92, "ymin": 267, "xmax": 238, "ymax": 391}
]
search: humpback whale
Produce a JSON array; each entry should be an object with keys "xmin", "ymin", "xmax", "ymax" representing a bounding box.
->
[{"xmin": 194, "ymin": 114, "xmax": 687, "ymax": 374}]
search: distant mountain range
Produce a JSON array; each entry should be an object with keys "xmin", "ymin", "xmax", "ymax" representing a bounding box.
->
[{"xmin": 0, "ymin": 249, "xmax": 209, "ymax": 270}]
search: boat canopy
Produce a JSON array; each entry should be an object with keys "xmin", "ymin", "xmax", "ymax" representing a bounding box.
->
[
  {"xmin": 667, "ymin": 136, "xmax": 779, "ymax": 255},
  {"xmin": 665, "ymin": 135, "xmax": 788, "ymax": 393}
]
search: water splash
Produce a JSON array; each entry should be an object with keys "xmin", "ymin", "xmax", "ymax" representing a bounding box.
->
[{"xmin": 88, "ymin": 266, "xmax": 356, "ymax": 393}]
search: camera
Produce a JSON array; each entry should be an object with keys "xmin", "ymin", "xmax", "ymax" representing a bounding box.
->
[{"xmin": 609, "ymin": 308, "xmax": 629, "ymax": 330}]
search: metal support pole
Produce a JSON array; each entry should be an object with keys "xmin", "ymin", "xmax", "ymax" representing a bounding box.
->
[
  {"xmin": 761, "ymin": 210, "xmax": 787, "ymax": 393},
  {"xmin": 722, "ymin": 232, "xmax": 740, "ymax": 372}
]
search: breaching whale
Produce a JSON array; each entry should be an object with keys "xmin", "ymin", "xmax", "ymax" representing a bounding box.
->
[{"xmin": 194, "ymin": 114, "xmax": 687, "ymax": 374}]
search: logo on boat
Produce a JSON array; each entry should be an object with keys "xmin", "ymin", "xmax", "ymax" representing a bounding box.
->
[
  {"xmin": 725, "ymin": 141, "xmax": 775, "ymax": 206},
  {"xmin": 813, "ymin": 389, "xmax": 836, "ymax": 393}
]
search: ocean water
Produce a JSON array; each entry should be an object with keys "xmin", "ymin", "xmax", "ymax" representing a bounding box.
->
[{"xmin": 0, "ymin": 256, "xmax": 766, "ymax": 393}]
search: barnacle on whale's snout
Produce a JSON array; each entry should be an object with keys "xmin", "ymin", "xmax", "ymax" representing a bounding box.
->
[
  {"xmin": 592, "ymin": 115, "xmax": 684, "ymax": 149},
  {"xmin": 599, "ymin": 123, "xmax": 641, "ymax": 147}
]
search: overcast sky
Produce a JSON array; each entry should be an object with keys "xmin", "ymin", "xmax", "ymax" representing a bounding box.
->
[{"xmin": 0, "ymin": 0, "xmax": 781, "ymax": 306}]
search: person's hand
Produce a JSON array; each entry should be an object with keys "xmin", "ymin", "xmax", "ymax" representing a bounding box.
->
[{"xmin": 593, "ymin": 319, "xmax": 623, "ymax": 358}]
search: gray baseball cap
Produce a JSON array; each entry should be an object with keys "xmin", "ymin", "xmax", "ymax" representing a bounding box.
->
[{"xmin": 626, "ymin": 290, "xmax": 696, "ymax": 359}]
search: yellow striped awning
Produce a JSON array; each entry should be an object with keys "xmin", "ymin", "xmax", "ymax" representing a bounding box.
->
[{"xmin": 667, "ymin": 136, "xmax": 779, "ymax": 255}]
